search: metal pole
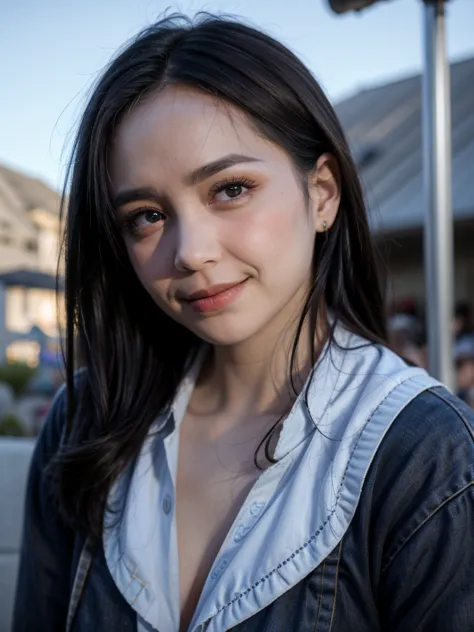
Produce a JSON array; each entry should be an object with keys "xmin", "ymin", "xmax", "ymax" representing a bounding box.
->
[{"xmin": 422, "ymin": 0, "xmax": 454, "ymax": 388}]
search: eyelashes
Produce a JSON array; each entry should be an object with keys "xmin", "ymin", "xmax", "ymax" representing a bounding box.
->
[
  {"xmin": 121, "ymin": 208, "xmax": 166, "ymax": 236},
  {"xmin": 209, "ymin": 176, "xmax": 257, "ymax": 202}
]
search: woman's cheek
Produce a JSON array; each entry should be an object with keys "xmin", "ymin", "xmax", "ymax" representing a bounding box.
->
[
  {"xmin": 125, "ymin": 234, "xmax": 171, "ymax": 283},
  {"xmin": 231, "ymin": 206, "xmax": 291, "ymax": 257}
]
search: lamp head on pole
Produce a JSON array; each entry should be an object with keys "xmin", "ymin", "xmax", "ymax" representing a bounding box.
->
[
  {"xmin": 327, "ymin": 0, "xmax": 449, "ymax": 15},
  {"xmin": 327, "ymin": 0, "xmax": 394, "ymax": 14}
]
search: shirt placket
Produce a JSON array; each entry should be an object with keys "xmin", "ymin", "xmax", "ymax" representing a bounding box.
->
[{"xmin": 188, "ymin": 456, "xmax": 293, "ymax": 632}]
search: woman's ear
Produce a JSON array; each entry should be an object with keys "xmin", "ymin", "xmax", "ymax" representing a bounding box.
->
[{"xmin": 308, "ymin": 153, "xmax": 341, "ymax": 233}]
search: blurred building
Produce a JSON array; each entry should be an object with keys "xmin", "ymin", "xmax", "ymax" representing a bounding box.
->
[
  {"xmin": 336, "ymin": 55, "xmax": 474, "ymax": 308},
  {"xmin": 0, "ymin": 165, "xmax": 64, "ymax": 364},
  {"xmin": 0, "ymin": 164, "xmax": 62, "ymax": 274}
]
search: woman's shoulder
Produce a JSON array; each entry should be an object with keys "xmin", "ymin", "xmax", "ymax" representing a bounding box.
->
[
  {"xmin": 338, "ymin": 391, "xmax": 474, "ymax": 631},
  {"xmin": 362, "ymin": 386, "xmax": 474, "ymax": 565},
  {"xmin": 377, "ymin": 385, "xmax": 474, "ymax": 478}
]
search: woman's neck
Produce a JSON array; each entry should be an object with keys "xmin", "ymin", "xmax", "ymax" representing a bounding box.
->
[{"xmin": 192, "ymin": 304, "xmax": 327, "ymax": 420}]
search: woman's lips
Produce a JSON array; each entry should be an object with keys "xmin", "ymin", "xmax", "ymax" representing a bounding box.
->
[{"xmin": 185, "ymin": 279, "xmax": 248, "ymax": 313}]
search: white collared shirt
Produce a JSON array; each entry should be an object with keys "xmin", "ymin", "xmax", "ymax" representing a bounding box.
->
[{"xmin": 103, "ymin": 326, "xmax": 438, "ymax": 632}]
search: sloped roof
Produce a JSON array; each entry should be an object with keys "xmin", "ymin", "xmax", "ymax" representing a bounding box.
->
[
  {"xmin": 0, "ymin": 164, "xmax": 61, "ymax": 215},
  {"xmin": 335, "ymin": 56, "xmax": 474, "ymax": 234}
]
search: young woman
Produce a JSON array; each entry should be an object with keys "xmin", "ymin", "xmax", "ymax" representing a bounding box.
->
[{"xmin": 14, "ymin": 14, "xmax": 474, "ymax": 632}]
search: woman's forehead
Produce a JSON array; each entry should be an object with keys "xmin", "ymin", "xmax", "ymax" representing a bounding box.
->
[
  {"xmin": 115, "ymin": 87, "xmax": 254, "ymax": 154},
  {"xmin": 110, "ymin": 85, "xmax": 286, "ymax": 185}
]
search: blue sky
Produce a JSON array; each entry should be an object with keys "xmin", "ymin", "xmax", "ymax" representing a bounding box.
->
[{"xmin": 1, "ymin": 0, "xmax": 473, "ymax": 190}]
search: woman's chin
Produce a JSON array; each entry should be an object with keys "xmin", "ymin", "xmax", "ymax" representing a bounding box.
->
[{"xmin": 188, "ymin": 318, "xmax": 260, "ymax": 347}]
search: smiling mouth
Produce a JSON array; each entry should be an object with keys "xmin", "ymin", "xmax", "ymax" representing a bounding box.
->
[{"xmin": 183, "ymin": 279, "xmax": 249, "ymax": 313}]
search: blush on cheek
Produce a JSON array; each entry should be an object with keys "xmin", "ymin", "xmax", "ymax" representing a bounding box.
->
[
  {"xmin": 241, "ymin": 206, "xmax": 292, "ymax": 252},
  {"xmin": 244, "ymin": 203, "xmax": 312, "ymax": 265}
]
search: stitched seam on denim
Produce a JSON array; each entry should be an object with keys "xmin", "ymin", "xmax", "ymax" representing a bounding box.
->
[
  {"xmin": 208, "ymin": 377, "xmax": 423, "ymax": 619},
  {"xmin": 66, "ymin": 538, "xmax": 94, "ymax": 632},
  {"xmin": 313, "ymin": 559, "xmax": 326, "ymax": 632},
  {"xmin": 328, "ymin": 540, "xmax": 343, "ymax": 631},
  {"xmin": 430, "ymin": 388, "xmax": 474, "ymax": 444},
  {"xmin": 66, "ymin": 542, "xmax": 91, "ymax": 631},
  {"xmin": 381, "ymin": 480, "xmax": 474, "ymax": 575}
]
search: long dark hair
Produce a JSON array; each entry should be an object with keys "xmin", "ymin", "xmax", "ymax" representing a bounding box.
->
[{"xmin": 56, "ymin": 13, "xmax": 387, "ymax": 540}]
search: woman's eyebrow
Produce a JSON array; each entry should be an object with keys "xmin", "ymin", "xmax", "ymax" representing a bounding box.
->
[
  {"xmin": 113, "ymin": 187, "xmax": 161, "ymax": 208},
  {"xmin": 113, "ymin": 154, "xmax": 262, "ymax": 208},
  {"xmin": 184, "ymin": 153, "xmax": 262, "ymax": 186}
]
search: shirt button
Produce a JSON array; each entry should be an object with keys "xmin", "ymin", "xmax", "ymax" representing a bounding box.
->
[
  {"xmin": 250, "ymin": 501, "xmax": 265, "ymax": 517},
  {"xmin": 163, "ymin": 495, "xmax": 172, "ymax": 515},
  {"xmin": 234, "ymin": 524, "xmax": 251, "ymax": 542},
  {"xmin": 211, "ymin": 558, "xmax": 229, "ymax": 580}
]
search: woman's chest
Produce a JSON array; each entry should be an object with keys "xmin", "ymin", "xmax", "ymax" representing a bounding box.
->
[{"xmin": 175, "ymin": 413, "xmax": 264, "ymax": 631}]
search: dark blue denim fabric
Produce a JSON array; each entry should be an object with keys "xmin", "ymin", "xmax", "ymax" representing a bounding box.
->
[{"xmin": 13, "ymin": 387, "xmax": 474, "ymax": 632}]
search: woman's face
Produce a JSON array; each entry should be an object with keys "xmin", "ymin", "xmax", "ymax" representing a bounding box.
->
[{"xmin": 110, "ymin": 85, "xmax": 339, "ymax": 346}]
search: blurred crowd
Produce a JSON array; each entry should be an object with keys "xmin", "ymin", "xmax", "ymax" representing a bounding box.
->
[{"xmin": 388, "ymin": 299, "xmax": 474, "ymax": 409}]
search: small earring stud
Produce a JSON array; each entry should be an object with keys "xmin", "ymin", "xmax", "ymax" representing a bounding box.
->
[{"xmin": 322, "ymin": 221, "xmax": 328, "ymax": 231}]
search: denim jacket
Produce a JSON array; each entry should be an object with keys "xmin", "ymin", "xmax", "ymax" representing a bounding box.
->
[{"xmin": 13, "ymin": 338, "xmax": 474, "ymax": 632}]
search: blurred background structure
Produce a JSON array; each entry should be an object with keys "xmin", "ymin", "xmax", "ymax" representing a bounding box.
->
[
  {"xmin": 336, "ymin": 55, "xmax": 474, "ymax": 306},
  {"xmin": 0, "ymin": 165, "xmax": 64, "ymax": 355}
]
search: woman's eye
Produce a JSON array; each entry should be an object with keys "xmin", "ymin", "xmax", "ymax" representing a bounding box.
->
[
  {"xmin": 125, "ymin": 209, "xmax": 165, "ymax": 234},
  {"xmin": 214, "ymin": 184, "xmax": 246, "ymax": 202},
  {"xmin": 139, "ymin": 210, "xmax": 163, "ymax": 226},
  {"xmin": 210, "ymin": 178, "xmax": 257, "ymax": 205}
]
